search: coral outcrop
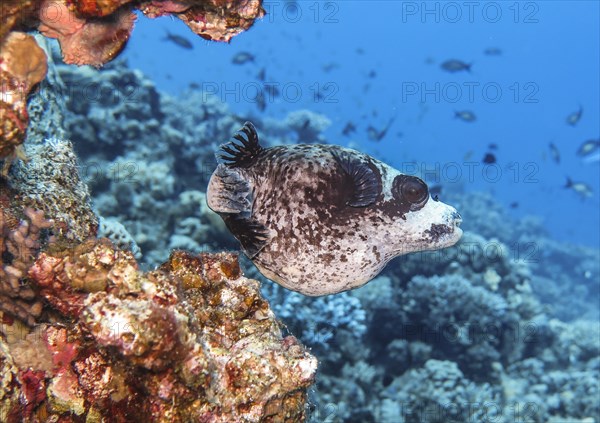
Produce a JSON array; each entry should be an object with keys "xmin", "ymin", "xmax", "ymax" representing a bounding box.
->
[
  {"xmin": 0, "ymin": 32, "xmax": 48, "ymax": 161},
  {"xmin": 38, "ymin": 0, "xmax": 137, "ymax": 67},
  {"xmin": 1, "ymin": 241, "xmax": 316, "ymax": 421},
  {"xmin": 1, "ymin": 52, "xmax": 317, "ymax": 420},
  {"xmin": 1, "ymin": 0, "xmax": 265, "ymax": 165}
]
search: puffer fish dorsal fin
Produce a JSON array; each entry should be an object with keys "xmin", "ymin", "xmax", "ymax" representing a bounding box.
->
[
  {"xmin": 218, "ymin": 121, "xmax": 263, "ymax": 168},
  {"xmin": 332, "ymin": 148, "xmax": 382, "ymax": 207}
]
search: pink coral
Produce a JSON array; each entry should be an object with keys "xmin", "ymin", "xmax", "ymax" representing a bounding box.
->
[{"xmin": 38, "ymin": 0, "xmax": 137, "ymax": 67}]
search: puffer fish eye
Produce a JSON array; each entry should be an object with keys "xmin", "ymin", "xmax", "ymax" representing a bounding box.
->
[{"xmin": 393, "ymin": 175, "xmax": 429, "ymax": 210}]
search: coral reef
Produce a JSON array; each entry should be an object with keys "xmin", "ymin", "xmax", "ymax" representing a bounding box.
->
[
  {"xmin": 1, "ymin": 51, "xmax": 98, "ymax": 327},
  {"xmin": 38, "ymin": 0, "xmax": 137, "ymax": 67},
  {"xmin": 1, "ymin": 54, "xmax": 317, "ymax": 420},
  {"xmin": 1, "ymin": 0, "xmax": 264, "ymax": 167},
  {"xmin": 2, "ymin": 0, "xmax": 264, "ymax": 67},
  {"xmin": 98, "ymin": 215, "xmax": 141, "ymax": 259},
  {"xmin": 48, "ymin": 60, "xmax": 599, "ymax": 423},
  {"xmin": 8, "ymin": 138, "xmax": 98, "ymax": 243},
  {"xmin": 1, "ymin": 241, "xmax": 316, "ymax": 421},
  {"xmin": 2, "ymin": 47, "xmax": 598, "ymax": 423},
  {"xmin": 167, "ymin": 0, "xmax": 266, "ymax": 42}
]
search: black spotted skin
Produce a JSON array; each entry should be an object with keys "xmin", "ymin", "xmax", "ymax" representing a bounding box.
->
[{"xmin": 207, "ymin": 127, "xmax": 462, "ymax": 296}]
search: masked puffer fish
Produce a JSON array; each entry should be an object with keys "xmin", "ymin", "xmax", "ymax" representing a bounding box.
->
[{"xmin": 207, "ymin": 122, "xmax": 462, "ymax": 296}]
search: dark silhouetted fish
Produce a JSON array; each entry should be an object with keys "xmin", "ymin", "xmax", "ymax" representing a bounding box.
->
[
  {"xmin": 484, "ymin": 47, "xmax": 502, "ymax": 56},
  {"xmin": 576, "ymin": 139, "xmax": 600, "ymax": 157},
  {"xmin": 189, "ymin": 82, "xmax": 200, "ymax": 90},
  {"xmin": 342, "ymin": 122, "xmax": 356, "ymax": 137},
  {"xmin": 509, "ymin": 201, "xmax": 519, "ymax": 209},
  {"xmin": 232, "ymin": 52, "xmax": 255, "ymax": 65},
  {"xmin": 549, "ymin": 142, "xmax": 560, "ymax": 164},
  {"xmin": 322, "ymin": 62, "xmax": 339, "ymax": 72},
  {"xmin": 255, "ymin": 91, "xmax": 266, "ymax": 112},
  {"xmin": 263, "ymin": 83, "xmax": 280, "ymax": 98},
  {"xmin": 367, "ymin": 117, "xmax": 395, "ymax": 142},
  {"xmin": 441, "ymin": 59, "xmax": 471, "ymax": 73},
  {"xmin": 488, "ymin": 143, "xmax": 498, "ymax": 150},
  {"xmin": 564, "ymin": 177, "xmax": 593, "ymax": 198},
  {"xmin": 164, "ymin": 31, "xmax": 193, "ymax": 49},
  {"xmin": 429, "ymin": 184, "xmax": 442, "ymax": 199},
  {"xmin": 566, "ymin": 106, "xmax": 583, "ymax": 126},
  {"xmin": 454, "ymin": 110, "xmax": 476, "ymax": 122},
  {"xmin": 367, "ymin": 70, "xmax": 377, "ymax": 78},
  {"xmin": 257, "ymin": 67, "xmax": 266, "ymax": 81},
  {"xmin": 483, "ymin": 153, "xmax": 496, "ymax": 164}
]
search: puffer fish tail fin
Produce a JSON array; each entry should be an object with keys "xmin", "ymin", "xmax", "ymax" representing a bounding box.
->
[{"xmin": 218, "ymin": 121, "xmax": 263, "ymax": 168}]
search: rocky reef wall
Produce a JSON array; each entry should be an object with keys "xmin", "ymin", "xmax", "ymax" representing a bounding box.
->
[{"xmin": 1, "ymin": 42, "xmax": 316, "ymax": 422}]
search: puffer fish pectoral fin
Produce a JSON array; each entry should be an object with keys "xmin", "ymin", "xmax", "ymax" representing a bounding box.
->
[
  {"xmin": 207, "ymin": 164, "xmax": 252, "ymax": 214},
  {"xmin": 218, "ymin": 121, "xmax": 263, "ymax": 168},
  {"xmin": 331, "ymin": 149, "xmax": 382, "ymax": 207},
  {"xmin": 223, "ymin": 214, "xmax": 272, "ymax": 258}
]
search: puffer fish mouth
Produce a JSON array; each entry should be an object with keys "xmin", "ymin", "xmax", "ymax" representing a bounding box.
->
[
  {"xmin": 449, "ymin": 212, "xmax": 464, "ymax": 243},
  {"xmin": 427, "ymin": 210, "xmax": 463, "ymax": 245},
  {"xmin": 452, "ymin": 211, "xmax": 462, "ymax": 228}
]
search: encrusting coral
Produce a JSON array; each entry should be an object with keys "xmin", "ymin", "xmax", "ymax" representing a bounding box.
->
[
  {"xmin": 0, "ymin": 32, "xmax": 48, "ymax": 161},
  {"xmin": 1, "ymin": 240, "xmax": 317, "ymax": 421},
  {"xmin": 37, "ymin": 0, "xmax": 138, "ymax": 68}
]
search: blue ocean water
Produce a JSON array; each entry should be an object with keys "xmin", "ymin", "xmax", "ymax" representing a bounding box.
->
[{"xmin": 123, "ymin": 0, "xmax": 599, "ymax": 249}]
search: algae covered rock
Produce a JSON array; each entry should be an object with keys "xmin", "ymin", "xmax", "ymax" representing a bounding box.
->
[{"xmin": 1, "ymin": 240, "xmax": 316, "ymax": 421}]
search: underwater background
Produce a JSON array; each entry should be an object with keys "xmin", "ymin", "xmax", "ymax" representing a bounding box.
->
[
  {"xmin": 125, "ymin": 0, "xmax": 600, "ymax": 248},
  {"xmin": 1, "ymin": 0, "xmax": 599, "ymax": 422}
]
